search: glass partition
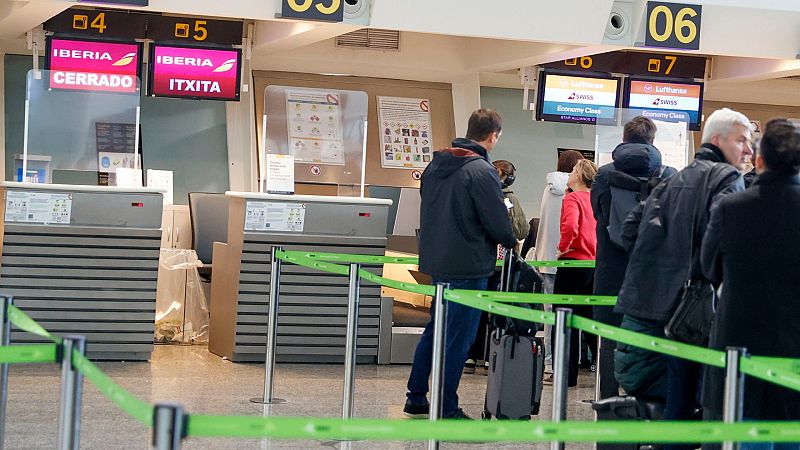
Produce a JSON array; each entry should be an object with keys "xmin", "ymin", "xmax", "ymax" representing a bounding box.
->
[
  {"xmin": 23, "ymin": 70, "xmax": 141, "ymax": 186},
  {"xmin": 261, "ymin": 85, "xmax": 368, "ymax": 195}
]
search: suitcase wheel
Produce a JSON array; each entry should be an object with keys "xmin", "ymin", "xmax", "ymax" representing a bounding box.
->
[{"xmin": 481, "ymin": 410, "xmax": 491, "ymax": 420}]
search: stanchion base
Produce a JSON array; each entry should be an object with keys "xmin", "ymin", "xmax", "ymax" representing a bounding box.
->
[{"xmin": 249, "ymin": 397, "xmax": 288, "ymax": 405}]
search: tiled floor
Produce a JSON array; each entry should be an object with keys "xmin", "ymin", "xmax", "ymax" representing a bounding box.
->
[{"xmin": 5, "ymin": 345, "xmax": 599, "ymax": 449}]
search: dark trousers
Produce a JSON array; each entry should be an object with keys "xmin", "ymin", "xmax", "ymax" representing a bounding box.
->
[
  {"xmin": 552, "ymin": 266, "xmax": 596, "ymax": 387},
  {"xmin": 664, "ymin": 355, "xmax": 703, "ymax": 450},
  {"xmin": 595, "ymin": 306, "xmax": 623, "ymax": 399},
  {"xmin": 467, "ymin": 311, "xmax": 488, "ymax": 362},
  {"xmin": 406, "ymin": 277, "xmax": 488, "ymax": 417}
]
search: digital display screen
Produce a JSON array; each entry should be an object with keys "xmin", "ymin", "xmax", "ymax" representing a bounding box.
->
[
  {"xmin": 45, "ymin": 37, "xmax": 141, "ymax": 93},
  {"xmin": 536, "ymin": 72, "xmax": 621, "ymax": 125},
  {"xmin": 148, "ymin": 44, "xmax": 241, "ymax": 101},
  {"xmin": 624, "ymin": 78, "xmax": 704, "ymax": 131}
]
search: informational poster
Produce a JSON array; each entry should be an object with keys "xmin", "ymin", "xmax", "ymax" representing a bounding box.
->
[
  {"xmin": 5, "ymin": 191, "xmax": 72, "ymax": 224},
  {"xmin": 265, "ymin": 154, "xmax": 295, "ymax": 194},
  {"xmin": 286, "ymin": 90, "xmax": 345, "ymax": 165},
  {"xmin": 96, "ymin": 122, "xmax": 137, "ymax": 153},
  {"xmin": 244, "ymin": 202, "xmax": 306, "ymax": 232},
  {"xmin": 147, "ymin": 169, "xmax": 173, "ymax": 205},
  {"xmin": 652, "ymin": 119, "xmax": 689, "ymax": 170},
  {"xmin": 378, "ymin": 96, "xmax": 433, "ymax": 169}
]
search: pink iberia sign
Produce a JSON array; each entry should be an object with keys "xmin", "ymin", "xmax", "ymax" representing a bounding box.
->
[
  {"xmin": 149, "ymin": 45, "xmax": 240, "ymax": 101},
  {"xmin": 47, "ymin": 38, "xmax": 140, "ymax": 93}
]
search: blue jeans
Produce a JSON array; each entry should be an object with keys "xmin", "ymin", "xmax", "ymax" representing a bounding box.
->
[{"xmin": 406, "ymin": 277, "xmax": 488, "ymax": 417}]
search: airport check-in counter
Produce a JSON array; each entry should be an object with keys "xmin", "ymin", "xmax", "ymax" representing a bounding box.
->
[
  {"xmin": 209, "ymin": 193, "xmax": 392, "ymax": 363},
  {"xmin": 0, "ymin": 182, "xmax": 164, "ymax": 360}
]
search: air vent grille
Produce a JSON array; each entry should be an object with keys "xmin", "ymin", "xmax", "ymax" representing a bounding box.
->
[{"xmin": 336, "ymin": 29, "xmax": 400, "ymax": 51}]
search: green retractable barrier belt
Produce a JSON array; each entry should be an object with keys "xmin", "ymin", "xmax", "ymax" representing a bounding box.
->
[
  {"xmin": 280, "ymin": 250, "xmax": 595, "ymax": 268},
  {"xmin": 358, "ymin": 269, "xmax": 435, "ymax": 296},
  {"xmin": 7, "ymin": 305, "xmax": 62, "ymax": 344},
  {"xmin": 741, "ymin": 356, "xmax": 800, "ymax": 394},
  {"xmin": 0, "ymin": 344, "xmax": 58, "ymax": 364},
  {"xmin": 571, "ymin": 316, "xmax": 726, "ymax": 368},
  {"xmin": 456, "ymin": 289, "xmax": 617, "ymax": 306},
  {"xmin": 71, "ymin": 352, "xmax": 153, "ymax": 426},
  {"xmin": 185, "ymin": 416, "xmax": 800, "ymax": 443}
]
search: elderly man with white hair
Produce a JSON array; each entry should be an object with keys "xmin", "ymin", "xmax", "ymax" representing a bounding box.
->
[{"xmin": 612, "ymin": 107, "xmax": 753, "ymax": 448}]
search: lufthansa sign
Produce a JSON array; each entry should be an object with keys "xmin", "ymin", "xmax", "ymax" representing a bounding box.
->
[{"xmin": 281, "ymin": 0, "xmax": 344, "ymax": 22}]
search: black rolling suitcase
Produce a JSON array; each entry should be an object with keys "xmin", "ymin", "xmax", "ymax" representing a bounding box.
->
[{"xmin": 482, "ymin": 250, "xmax": 546, "ymax": 420}]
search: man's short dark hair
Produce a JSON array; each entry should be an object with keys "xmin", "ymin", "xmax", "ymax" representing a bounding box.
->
[
  {"xmin": 623, "ymin": 116, "xmax": 657, "ymax": 144},
  {"xmin": 466, "ymin": 109, "xmax": 502, "ymax": 142},
  {"xmin": 760, "ymin": 118, "xmax": 800, "ymax": 175}
]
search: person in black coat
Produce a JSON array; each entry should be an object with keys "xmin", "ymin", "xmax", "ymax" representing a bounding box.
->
[
  {"xmin": 700, "ymin": 119, "xmax": 800, "ymax": 432},
  {"xmin": 591, "ymin": 116, "xmax": 675, "ymax": 399},
  {"xmin": 615, "ymin": 108, "xmax": 753, "ymax": 450}
]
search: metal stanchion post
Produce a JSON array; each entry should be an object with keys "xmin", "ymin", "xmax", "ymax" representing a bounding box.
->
[
  {"xmin": 427, "ymin": 283, "xmax": 448, "ymax": 450},
  {"xmin": 342, "ymin": 263, "xmax": 361, "ymax": 419},
  {"xmin": 722, "ymin": 347, "xmax": 747, "ymax": 450},
  {"xmin": 594, "ymin": 337, "xmax": 603, "ymax": 403},
  {"xmin": 152, "ymin": 403, "xmax": 185, "ymax": 450},
  {"xmin": 551, "ymin": 308, "xmax": 572, "ymax": 450},
  {"xmin": 251, "ymin": 246, "xmax": 287, "ymax": 405},
  {"xmin": 0, "ymin": 296, "xmax": 13, "ymax": 450},
  {"xmin": 57, "ymin": 335, "xmax": 86, "ymax": 450}
]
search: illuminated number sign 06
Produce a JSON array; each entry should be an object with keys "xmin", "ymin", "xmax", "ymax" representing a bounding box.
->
[{"xmin": 645, "ymin": 1, "xmax": 702, "ymax": 50}]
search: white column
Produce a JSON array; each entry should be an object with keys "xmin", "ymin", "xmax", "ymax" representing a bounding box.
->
[{"xmin": 451, "ymin": 72, "xmax": 482, "ymax": 137}]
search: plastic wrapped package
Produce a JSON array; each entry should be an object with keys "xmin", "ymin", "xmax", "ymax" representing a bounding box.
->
[{"xmin": 155, "ymin": 249, "xmax": 210, "ymax": 344}]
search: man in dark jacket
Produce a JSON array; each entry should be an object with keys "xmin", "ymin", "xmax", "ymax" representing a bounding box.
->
[
  {"xmin": 405, "ymin": 109, "xmax": 517, "ymax": 419},
  {"xmin": 700, "ymin": 119, "xmax": 800, "ymax": 433},
  {"xmin": 591, "ymin": 116, "xmax": 676, "ymax": 400},
  {"xmin": 615, "ymin": 108, "xmax": 752, "ymax": 447}
]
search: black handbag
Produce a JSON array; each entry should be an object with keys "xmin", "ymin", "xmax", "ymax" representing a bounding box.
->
[{"xmin": 664, "ymin": 161, "xmax": 718, "ymax": 346}]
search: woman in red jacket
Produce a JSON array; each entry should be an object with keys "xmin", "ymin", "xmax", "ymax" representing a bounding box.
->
[{"xmin": 555, "ymin": 159, "xmax": 598, "ymax": 387}]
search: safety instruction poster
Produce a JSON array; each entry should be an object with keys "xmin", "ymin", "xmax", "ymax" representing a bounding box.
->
[
  {"xmin": 285, "ymin": 90, "xmax": 345, "ymax": 165},
  {"xmin": 378, "ymin": 96, "xmax": 433, "ymax": 169},
  {"xmin": 245, "ymin": 202, "xmax": 306, "ymax": 232},
  {"xmin": 5, "ymin": 191, "xmax": 72, "ymax": 224}
]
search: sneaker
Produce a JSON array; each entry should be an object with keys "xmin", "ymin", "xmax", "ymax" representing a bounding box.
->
[
  {"xmin": 480, "ymin": 361, "xmax": 489, "ymax": 376},
  {"xmin": 590, "ymin": 364, "xmax": 597, "ymax": 373},
  {"xmin": 403, "ymin": 398, "xmax": 430, "ymax": 418},
  {"xmin": 543, "ymin": 374, "xmax": 554, "ymax": 386},
  {"xmin": 443, "ymin": 408, "xmax": 472, "ymax": 420},
  {"xmin": 463, "ymin": 359, "xmax": 476, "ymax": 374}
]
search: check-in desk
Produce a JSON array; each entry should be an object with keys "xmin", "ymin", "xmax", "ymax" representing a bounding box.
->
[
  {"xmin": 209, "ymin": 193, "xmax": 392, "ymax": 363},
  {"xmin": 0, "ymin": 182, "xmax": 164, "ymax": 360}
]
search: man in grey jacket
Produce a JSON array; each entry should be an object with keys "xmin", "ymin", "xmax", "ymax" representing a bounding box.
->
[{"xmin": 614, "ymin": 108, "xmax": 752, "ymax": 448}]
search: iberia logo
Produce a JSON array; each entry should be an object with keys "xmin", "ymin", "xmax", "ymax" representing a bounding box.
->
[
  {"xmin": 213, "ymin": 59, "xmax": 237, "ymax": 73},
  {"xmin": 112, "ymin": 52, "xmax": 136, "ymax": 67}
]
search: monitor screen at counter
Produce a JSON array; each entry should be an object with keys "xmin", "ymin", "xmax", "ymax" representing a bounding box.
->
[
  {"xmin": 45, "ymin": 36, "xmax": 142, "ymax": 94},
  {"xmin": 148, "ymin": 44, "xmax": 241, "ymax": 101},
  {"xmin": 624, "ymin": 78, "xmax": 704, "ymax": 131},
  {"xmin": 536, "ymin": 71, "xmax": 621, "ymax": 125}
]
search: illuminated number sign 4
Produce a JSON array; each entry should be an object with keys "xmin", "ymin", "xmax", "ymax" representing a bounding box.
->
[
  {"xmin": 645, "ymin": 1, "xmax": 702, "ymax": 50},
  {"xmin": 281, "ymin": 0, "xmax": 344, "ymax": 22}
]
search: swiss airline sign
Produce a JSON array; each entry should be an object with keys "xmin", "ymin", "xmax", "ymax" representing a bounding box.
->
[
  {"xmin": 627, "ymin": 80, "xmax": 702, "ymax": 124},
  {"xmin": 47, "ymin": 38, "xmax": 141, "ymax": 93},
  {"xmin": 149, "ymin": 45, "xmax": 241, "ymax": 101}
]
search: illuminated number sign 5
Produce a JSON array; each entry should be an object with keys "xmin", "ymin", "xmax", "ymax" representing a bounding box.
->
[
  {"xmin": 282, "ymin": 0, "xmax": 344, "ymax": 22},
  {"xmin": 645, "ymin": 1, "xmax": 702, "ymax": 50}
]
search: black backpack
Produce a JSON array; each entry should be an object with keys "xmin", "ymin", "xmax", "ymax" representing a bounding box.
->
[
  {"xmin": 488, "ymin": 251, "xmax": 545, "ymax": 336},
  {"xmin": 607, "ymin": 165, "xmax": 673, "ymax": 248}
]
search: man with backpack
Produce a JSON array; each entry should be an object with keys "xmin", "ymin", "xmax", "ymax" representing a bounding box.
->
[
  {"xmin": 591, "ymin": 116, "xmax": 676, "ymax": 400},
  {"xmin": 615, "ymin": 108, "xmax": 752, "ymax": 450}
]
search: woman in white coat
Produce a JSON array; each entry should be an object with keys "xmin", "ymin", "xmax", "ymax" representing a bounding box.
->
[{"xmin": 533, "ymin": 149, "xmax": 585, "ymax": 371}]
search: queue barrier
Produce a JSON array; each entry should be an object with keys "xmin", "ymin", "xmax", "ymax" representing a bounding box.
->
[{"xmin": 0, "ymin": 250, "xmax": 797, "ymax": 449}]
